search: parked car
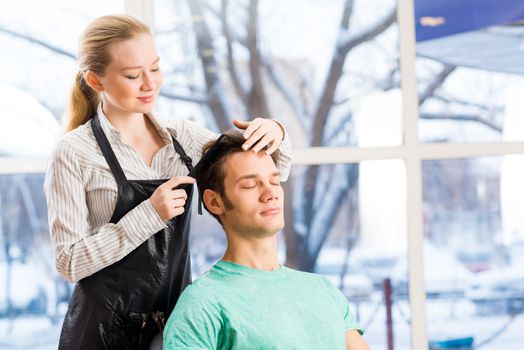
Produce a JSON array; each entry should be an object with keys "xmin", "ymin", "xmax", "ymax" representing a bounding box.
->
[
  {"xmin": 455, "ymin": 245, "xmax": 494, "ymax": 273},
  {"xmin": 465, "ymin": 265, "xmax": 524, "ymax": 315},
  {"xmin": 348, "ymin": 248, "xmax": 401, "ymax": 288},
  {"xmin": 391, "ymin": 242, "xmax": 473, "ymax": 299}
]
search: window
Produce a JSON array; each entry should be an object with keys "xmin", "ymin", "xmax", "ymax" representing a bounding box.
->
[{"xmin": 0, "ymin": 1, "xmax": 124, "ymax": 347}]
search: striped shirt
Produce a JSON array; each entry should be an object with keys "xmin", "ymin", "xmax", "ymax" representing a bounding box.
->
[{"xmin": 44, "ymin": 106, "xmax": 292, "ymax": 283}]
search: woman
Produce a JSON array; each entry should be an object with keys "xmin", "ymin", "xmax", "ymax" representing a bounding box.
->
[{"xmin": 44, "ymin": 14, "xmax": 291, "ymax": 350}]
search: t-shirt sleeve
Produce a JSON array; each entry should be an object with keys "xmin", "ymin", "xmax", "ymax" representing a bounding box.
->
[
  {"xmin": 321, "ymin": 277, "xmax": 364, "ymax": 335},
  {"xmin": 162, "ymin": 284, "xmax": 223, "ymax": 350}
]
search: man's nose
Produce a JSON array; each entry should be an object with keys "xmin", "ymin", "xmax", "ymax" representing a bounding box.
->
[{"xmin": 261, "ymin": 183, "xmax": 279, "ymax": 202}]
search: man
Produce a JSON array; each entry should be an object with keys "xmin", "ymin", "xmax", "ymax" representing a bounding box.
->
[{"xmin": 163, "ymin": 131, "xmax": 371, "ymax": 350}]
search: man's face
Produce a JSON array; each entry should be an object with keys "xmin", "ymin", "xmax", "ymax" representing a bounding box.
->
[{"xmin": 219, "ymin": 151, "xmax": 284, "ymax": 238}]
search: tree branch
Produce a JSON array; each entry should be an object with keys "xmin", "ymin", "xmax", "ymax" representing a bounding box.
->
[
  {"xmin": 263, "ymin": 59, "xmax": 308, "ymax": 133},
  {"xmin": 418, "ymin": 64, "xmax": 456, "ymax": 105},
  {"xmin": 186, "ymin": 0, "xmax": 232, "ymax": 131},
  {"xmin": 0, "ymin": 26, "xmax": 75, "ymax": 59},
  {"xmin": 221, "ymin": 0, "xmax": 249, "ymax": 105},
  {"xmin": 325, "ymin": 112, "xmax": 353, "ymax": 143},
  {"xmin": 159, "ymin": 90, "xmax": 208, "ymax": 104},
  {"xmin": 245, "ymin": 0, "xmax": 270, "ymax": 119},
  {"xmin": 341, "ymin": 0, "xmax": 355, "ymax": 29},
  {"xmin": 339, "ymin": 7, "xmax": 396, "ymax": 55},
  {"xmin": 420, "ymin": 113, "xmax": 502, "ymax": 133},
  {"xmin": 431, "ymin": 94, "xmax": 503, "ymax": 114}
]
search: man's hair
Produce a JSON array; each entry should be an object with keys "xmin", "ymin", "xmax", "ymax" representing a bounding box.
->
[{"xmin": 195, "ymin": 129, "xmax": 277, "ymax": 224}]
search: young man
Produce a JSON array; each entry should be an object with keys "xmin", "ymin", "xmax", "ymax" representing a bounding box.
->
[{"xmin": 162, "ymin": 131, "xmax": 371, "ymax": 350}]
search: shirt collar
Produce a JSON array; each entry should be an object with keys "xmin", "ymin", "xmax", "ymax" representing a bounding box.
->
[{"xmin": 96, "ymin": 104, "xmax": 174, "ymax": 144}]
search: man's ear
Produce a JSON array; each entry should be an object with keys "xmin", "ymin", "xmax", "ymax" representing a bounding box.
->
[
  {"xmin": 203, "ymin": 189, "xmax": 225, "ymax": 216},
  {"xmin": 84, "ymin": 70, "xmax": 104, "ymax": 92}
]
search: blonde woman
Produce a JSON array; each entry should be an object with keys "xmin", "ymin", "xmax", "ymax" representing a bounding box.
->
[{"xmin": 44, "ymin": 14, "xmax": 291, "ymax": 349}]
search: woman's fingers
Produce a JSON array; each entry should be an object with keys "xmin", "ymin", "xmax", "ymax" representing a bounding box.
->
[
  {"xmin": 150, "ymin": 176, "xmax": 195, "ymax": 221},
  {"xmin": 164, "ymin": 176, "xmax": 195, "ymax": 190},
  {"xmin": 232, "ymin": 118, "xmax": 249, "ymax": 130},
  {"xmin": 240, "ymin": 119, "xmax": 263, "ymax": 142},
  {"xmin": 252, "ymin": 133, "xmax": 274, "ymax": 153}
]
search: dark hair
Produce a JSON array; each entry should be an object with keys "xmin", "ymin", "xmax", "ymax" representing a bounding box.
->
[{"xmin": 195, "ymin": 129, "xmax": 277, "ymax": 224}]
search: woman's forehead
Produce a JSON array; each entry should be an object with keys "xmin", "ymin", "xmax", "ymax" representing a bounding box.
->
[{"xmin": 109, "ymin": 34, "xmax": 158, "ymax": 68}]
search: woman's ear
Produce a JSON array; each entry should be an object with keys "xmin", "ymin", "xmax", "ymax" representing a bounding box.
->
[
  {"xmin": 203, "ymin": 189, "xmax": 225, "ymax": 216},
  {"xmin": 84, "ymin": 70, "xmax": 104, "ymax": 92}
]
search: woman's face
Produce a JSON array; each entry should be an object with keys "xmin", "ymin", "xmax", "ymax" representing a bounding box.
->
[{"xmin": 97, "ymin": 33, "xmax": 163, "ymax": 117}]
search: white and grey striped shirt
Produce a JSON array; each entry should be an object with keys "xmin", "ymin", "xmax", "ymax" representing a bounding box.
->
[{"xmin": 44, "ymin": 107, "xmax": 292, "ymax": 283}]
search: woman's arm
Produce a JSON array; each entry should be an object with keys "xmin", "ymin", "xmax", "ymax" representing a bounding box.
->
[
  {"xmin": 346, "ymin": 330, "xmax": 372, "ymax": 350},
  {"xmin": 44, "ymin": 141, "xmax": 167, "ymax": 282}
]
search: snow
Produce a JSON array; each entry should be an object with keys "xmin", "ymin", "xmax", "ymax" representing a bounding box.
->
[
  {"xmin": 0, "ymin": 84, "xmax": 59, "ymax": 156},
  {"xmin": 1, "ymin": 0, "xmax": 524, "ymax": 349}
]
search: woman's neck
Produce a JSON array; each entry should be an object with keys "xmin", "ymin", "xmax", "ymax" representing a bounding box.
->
[{"xmin": 101, "ymin": 103, "xmax": 148, "ymax": 137}]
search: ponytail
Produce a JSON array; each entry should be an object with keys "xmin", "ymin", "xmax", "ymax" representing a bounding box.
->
[{"xmin": 64, "ymin": 71, "xmax": 99, "ymax": 132}]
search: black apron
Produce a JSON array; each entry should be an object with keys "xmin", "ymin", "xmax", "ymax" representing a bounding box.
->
[{"xmin": 58, "ymin": 117, "xmax": 194, "ymax": 350}]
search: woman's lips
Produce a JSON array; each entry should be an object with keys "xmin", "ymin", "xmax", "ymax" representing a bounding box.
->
[{"xmin": 137, "ymin": 95, "xmax": 154, "ymax": 103}]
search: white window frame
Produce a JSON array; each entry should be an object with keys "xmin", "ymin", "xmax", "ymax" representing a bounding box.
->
[{"xmin": 2, "ymin": 1, "xmax": 524, "ymax": 349}]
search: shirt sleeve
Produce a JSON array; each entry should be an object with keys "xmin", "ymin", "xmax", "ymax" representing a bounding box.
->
[
  {"xmin": 321, "ymin": 277, "xmax": 364, "ymax": 335},
  {"xmin": 44, "ymin": 140, "xmax": 167, "ymax": 283},
  {"xmin": 272, "ymin": 126, "xmax": 292, "ymax": 182},
  {"xmin": 163, "ymin": 284, "xmax": 222, "ymax": 350}
]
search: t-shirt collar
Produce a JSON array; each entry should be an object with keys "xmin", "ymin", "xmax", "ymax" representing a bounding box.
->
[{"xmin": 214, "ymin": 260, "xmax": 286, "ymax": 279}]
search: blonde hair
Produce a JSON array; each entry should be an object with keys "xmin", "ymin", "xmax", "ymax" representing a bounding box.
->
[{"xmin": 64, "ymin": 14, "xmax": 151, "ymax": 132}]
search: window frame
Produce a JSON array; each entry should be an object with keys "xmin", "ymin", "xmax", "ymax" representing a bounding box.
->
[{"xmin": 2, "ymin": 1, "xmax": 524, "ymax": 349}]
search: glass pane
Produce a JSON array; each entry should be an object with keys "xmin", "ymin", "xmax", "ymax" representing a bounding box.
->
[
  {"xmin": 188, "ymin": 161, "xmax": 411, "ymax": 349},
  {"xmin": 0, "ymin": 173, "xmax": 65, "ymax": 348},
  {"xmin": 154, "ymin": 0, "xmax": 402, "ymax": 147},
  {"xmin": 423, "ymin": 156, "xmax": 524, "ymax": 349},
  {"xmin": 0, "ymin": 1, "xmax": 125, "ymax": 348},
  {"xmin": 0, "ymin": 0, "xmax": 125, "ymax": 158},
  {"xmin": 414, "ymin": 1, "xmax": 524, "ymax": 144},
  {"xmin": 293, "ymin": 162, "xmax": 409, "ymax": 349}
]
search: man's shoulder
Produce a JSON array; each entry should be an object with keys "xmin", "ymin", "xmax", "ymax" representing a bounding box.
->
[
  {"xmin": 182, "ymin": 271, "xmax": 217, "ymax": 297},
  {"xmin": 177, "ymin": 267, "xmax": 228, "ymax": 303}
]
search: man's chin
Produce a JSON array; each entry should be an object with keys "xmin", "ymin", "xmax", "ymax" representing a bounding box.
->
[
  {"xmin": 242, "ymin": 223, "xmax": 284, "ymax": 239},
  {"xmin": 259, "ymin": 223, "xmax": 285, "ymax": 237}
]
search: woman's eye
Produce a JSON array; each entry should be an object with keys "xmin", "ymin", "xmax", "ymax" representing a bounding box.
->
[
  {"xmin": 126, "ymin": 74, "xmax": 139, "ymax": 79},
  {"xmin": 151, "ymin": 67, "xmax": 160, "ymax": 72}
]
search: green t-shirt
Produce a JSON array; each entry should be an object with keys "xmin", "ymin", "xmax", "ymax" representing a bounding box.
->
[{"xmin": 163, "ymin": 260, "xmax": 363, "ymax": 350}]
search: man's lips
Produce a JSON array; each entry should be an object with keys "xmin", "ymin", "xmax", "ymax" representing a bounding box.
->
[{"xmin": 260, "ymin": 207, "xmax": 281, "ymax": 215}]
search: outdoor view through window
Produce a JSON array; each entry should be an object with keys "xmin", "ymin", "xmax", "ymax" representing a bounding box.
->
[{"xmin": 1, "ymin": 1, "xmax": 523, "ymax": 349}]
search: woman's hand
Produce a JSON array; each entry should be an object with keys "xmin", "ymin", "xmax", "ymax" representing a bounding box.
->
[
  {"xmin": 233, "ymin": 118, "xmax": 285, "ymax": 155},
  {"xmin": 150, "ymin": 176, "xmax": 196, "ymax": 221}
]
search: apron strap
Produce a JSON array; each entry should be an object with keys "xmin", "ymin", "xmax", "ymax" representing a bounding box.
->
[
  {"xmin": 170, "ymin": 136, "xmax": 194, "ymax": 173},
  {"xmin": 91, "ymin": 116, "xmax": 127, "ymax": 183},
  {"xmin": 169, "ymin": 135, "xmax": 203, "ymax": 215}
]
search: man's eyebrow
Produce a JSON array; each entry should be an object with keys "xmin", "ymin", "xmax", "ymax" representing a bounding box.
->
[
  {"xmin": 235, "ymin": 172, "xmax": 281, "ymax": 183},
  {"xmin": 121, "ymin": 57, "xmax": 160, "ymax": 70}
]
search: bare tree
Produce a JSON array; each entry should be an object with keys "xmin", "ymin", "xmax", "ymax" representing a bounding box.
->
[
  {"xmin": 1, "ymin": 0, "xmax": 504, "ymax": 273},
  {"xmin": 186, "ymin": 0, "xmax": 398, "ymax": 270}
]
